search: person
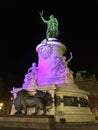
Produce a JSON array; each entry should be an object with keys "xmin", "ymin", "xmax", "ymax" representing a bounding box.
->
[{"xmin": 40, "ymin": 11, "xmax": 59, "ymax": 39}]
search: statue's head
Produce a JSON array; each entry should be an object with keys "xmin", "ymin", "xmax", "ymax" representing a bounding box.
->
[
  {"xmin": 16, "ymin": 89, "xmax": 28, "ymax": 97},
  {"xmin": 32, "ymin": 62, "xmax": 36, "ymax": 67},
  {"xmin": 50, "ymin": 15, "xmax": 54, "ymax": 19}
]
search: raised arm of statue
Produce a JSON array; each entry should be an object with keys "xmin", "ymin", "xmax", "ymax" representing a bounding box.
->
[
  {"xmin": 40, "ymin": 11, "xmax": 47, "ymax": 23},
  {"xmin": 66, "ymin": 52, "xmax": 73, "ymax": 63},
  {"xmin": 62, "ymin": 52, "xmax": 73, "ymax": 67}
]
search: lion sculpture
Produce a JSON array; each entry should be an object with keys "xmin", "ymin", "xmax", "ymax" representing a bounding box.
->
[{"xmin": 13, "ymin": 89, "xmax": 52, "ymax": 115}]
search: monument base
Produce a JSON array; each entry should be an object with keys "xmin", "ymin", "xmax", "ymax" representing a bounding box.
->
[
  {"xmin": 55, "ymin": 85, "xmax": 95, "ymax": 123},
  {"xmin": 10, "ymin": 84, "xmax": 95, "ymax": 123}
]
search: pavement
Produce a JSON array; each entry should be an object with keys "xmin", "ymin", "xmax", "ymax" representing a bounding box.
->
[{"xmin": 0, "ymin": 121, "xmax": 98, "ymax": 130}]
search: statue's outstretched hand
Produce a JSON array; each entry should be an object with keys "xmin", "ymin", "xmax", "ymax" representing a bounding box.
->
[{"xmin": 40, "ymin": 11, "xmax": 44, "ymax": 17}]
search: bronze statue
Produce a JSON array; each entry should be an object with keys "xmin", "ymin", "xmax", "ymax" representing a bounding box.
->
[
  {"xmin": 40, "ymin": 11, "xmax": 59, "ymax": 39},
  {"xmin": 13, "ymin": 89, "xmax": 52, "ymax": 115}
]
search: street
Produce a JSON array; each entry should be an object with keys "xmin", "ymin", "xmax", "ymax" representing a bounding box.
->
[{"xmin": 0, "ymin": 122, "xmax": 98, "ymax": 130}]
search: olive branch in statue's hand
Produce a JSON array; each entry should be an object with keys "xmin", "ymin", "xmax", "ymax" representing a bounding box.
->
[{"xmin": 39, "ymin": 11, "xmax": 44, "ymax": 16}]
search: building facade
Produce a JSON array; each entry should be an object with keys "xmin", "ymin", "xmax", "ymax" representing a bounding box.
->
[{"xmin": 74, "ymin": 71, "xmax": 98, "ymax": 118}]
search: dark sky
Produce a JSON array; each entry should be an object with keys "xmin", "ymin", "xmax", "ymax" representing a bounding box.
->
[{"xmin": 0, "ymin": 0, "xmax": 98, "ymax": 86}]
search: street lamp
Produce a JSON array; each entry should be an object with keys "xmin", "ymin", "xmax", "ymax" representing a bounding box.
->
[{"xmin": 0, "ymin": 102, "xmax": 4, "ymax": 114}]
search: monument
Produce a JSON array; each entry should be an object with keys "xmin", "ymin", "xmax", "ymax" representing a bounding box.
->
[{"xmin": 10, "ymin": 12, "xmax": 95, "ymax": 123}]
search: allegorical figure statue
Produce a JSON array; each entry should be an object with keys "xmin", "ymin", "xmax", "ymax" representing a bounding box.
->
[
  {"xmin": 62, "ymin": 52, "xmax": 74, "ymax": 84},
  {"xmin": 22, "ymin": 62, "xmax": 38, "ymax": 89},
  {"xmin": 40, "ymin": 11, "xmax": 59, "ymax": 39},
  {"xmin": 62, "ymin": 52, "xmax": 73, "ymax": 67}
]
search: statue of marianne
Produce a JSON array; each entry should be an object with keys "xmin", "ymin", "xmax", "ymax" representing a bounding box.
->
[{"xmin": 40, "ymin": 11, "xmax": 60, "ymax": 39}]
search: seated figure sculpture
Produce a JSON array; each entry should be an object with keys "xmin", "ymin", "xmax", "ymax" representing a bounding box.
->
[{"xmin": 22, "ymin": 62, "xmax": 38, "ymax": 89}]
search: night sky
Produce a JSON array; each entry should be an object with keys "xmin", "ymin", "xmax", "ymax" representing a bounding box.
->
[{"xmin": 0, "ymin": 1, "xmax": 98, "ymax": 88}]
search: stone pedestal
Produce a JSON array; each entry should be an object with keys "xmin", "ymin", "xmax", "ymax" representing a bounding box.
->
[
  {"xmin": 10, "ymin": 38, "xmax": 95, "ymax": 123},
  {"xmin": 54, "ymin": 85, "xmax": 95, "ymax": 122},
  {"xmin": 36, "ymin": 39, "xmax": 67, "ymax": 86}
]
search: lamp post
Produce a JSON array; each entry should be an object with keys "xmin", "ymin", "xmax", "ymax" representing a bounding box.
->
[{"xmin": 0, "ymin": 102, "xmax": 4, "ymax": 114}]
